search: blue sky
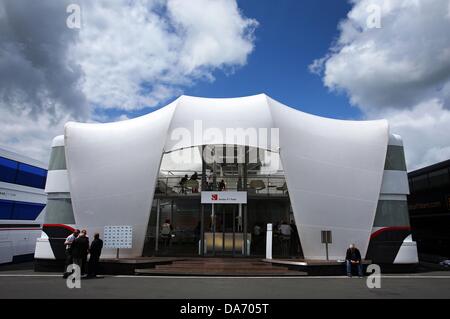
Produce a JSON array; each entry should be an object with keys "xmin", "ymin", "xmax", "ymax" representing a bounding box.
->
[
  {"xmin": 2, "ymin": 0, "xmax": 450, "ymax": 168},
  {"xmin": 109, "ymin": 0, "xmax": 358, "ymax": 120}
]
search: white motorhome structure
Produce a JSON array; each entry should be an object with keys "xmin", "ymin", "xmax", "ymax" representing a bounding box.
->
[
  {"xmin": 35, "ymin": 94, "xmax": 418, "ymax": 267},
  {"xmin": 0, "ymin": 148, "xmax": 47, "ymax": 264}
]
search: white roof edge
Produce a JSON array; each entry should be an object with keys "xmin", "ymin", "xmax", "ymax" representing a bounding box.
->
[
  {"xmin": 62, "ymin": 94, "xmax": 389, "ymax": 128},
  {"xmin": 179, "ymin": 93, "xmax": 267, "ymax": 101},
  {"xmin": 51, "ymin": 135, "xmax": 65, "ymax": 147},
  {"xmin": 0, "ymin": 146, "xmax": 47, "ymax": 169},
  {"xmin": 265, "ymin": 95, "xmax": 388, "ymax": 125},
  {"xmin": 388, "ymin": 133, "xmax": 403, "ymax": 146}
]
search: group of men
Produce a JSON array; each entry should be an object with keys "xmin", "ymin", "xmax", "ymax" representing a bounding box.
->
[{"xmin": 63, "ymin": 229, "xmax": 104, "ymax": 279}]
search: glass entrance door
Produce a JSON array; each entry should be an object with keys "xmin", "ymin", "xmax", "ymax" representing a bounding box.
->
[{"xmin": 200, "ymin": 204, "xmax": 249, "ymax": 256}]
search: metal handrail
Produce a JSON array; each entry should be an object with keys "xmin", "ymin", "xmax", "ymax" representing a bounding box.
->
[{"xmin": 155, "ymin": 173, "xmax": 287, "ymax": 196}]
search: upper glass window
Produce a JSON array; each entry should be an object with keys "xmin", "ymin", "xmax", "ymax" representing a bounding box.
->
[
  {"xmin": 384, "ymin": 145, "xmax": 407, "ymax": 171},
  {"xmin": 48, "ymin": 146, "xmax": 66, "ymax": 170},
  {"xmin": 0, "ymin": 156, "xmax": 19, "ymax": 183},
  {"xmin": 16, "ymin": 163, "xmax": 47, "ymax": 189},
  {"xmin": 0, "ymin": 156, "xmax": 47, "ymax": 189}
]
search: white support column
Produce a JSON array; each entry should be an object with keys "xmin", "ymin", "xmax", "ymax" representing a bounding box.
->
[
  {"xmin": 266, "ymin": 223, "xmax": 273, "ymax": 260},
  {"xmin": 154, "ymin": 199, "xmax": 160, "ymax": 253}
]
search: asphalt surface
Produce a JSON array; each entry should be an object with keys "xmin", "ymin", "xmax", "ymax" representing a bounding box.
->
[{"xmin": 1, "ymin": 263, "xmax": 450, "ymax": 298}]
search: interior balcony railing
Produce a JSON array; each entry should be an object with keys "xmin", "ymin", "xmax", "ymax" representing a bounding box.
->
[{"xmin": 155, "ymin": 170, "xmax": 288, "ymax": 197}]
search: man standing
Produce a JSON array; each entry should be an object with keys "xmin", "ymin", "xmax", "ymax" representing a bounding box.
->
[
  {"xmin": 346, "ymin": 243, "xmax": 363, "ymax": 277},
  {"xmin": 71, "ymin": 229, "xmax": 90, "ymax": 276},
  {"xmin": 278, "ymin": 221, "xmax": 292, "ymax": 257},
  {"xmin": 88, "ymin": 233, "xmax": 103, "ymax": 278},
  {"xmin": 63, "ymin": 229, "xmax": 80, "ymax": 278},
  {"xmin": 179, "ymin": 174, "xmax": 188, "ymax": 194},
  {"xmin": 289, "ymin": 220, "xmax": 299, "ymax": 258}
]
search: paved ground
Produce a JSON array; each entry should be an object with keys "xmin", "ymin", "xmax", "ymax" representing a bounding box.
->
[{"xmin": 1, "ymin": 263, "xmax": 450, "ymax": 299}]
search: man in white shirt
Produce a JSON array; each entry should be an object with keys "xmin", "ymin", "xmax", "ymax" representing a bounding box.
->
[
  {"xmin": 279, "ymin": 222, "xmax": 291, "ymax": 237},
  {"xmin": 63, "ymin": 229, "xmax": 80, "ymax": 278},
  {"xmin": 278, "ymin": 221, "xmax": 292, "ymax": 257}
]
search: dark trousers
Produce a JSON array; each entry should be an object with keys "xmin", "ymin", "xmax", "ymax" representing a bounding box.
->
[
  {"xmin": 64, "ymin": 249, "xmax": 73, "ymax": 274},
  {"xmin": 346, "ymin": 260, "xmax": 363, "ymax": 276},
  {"xmin": 289, "ymin": 238, "xmax": 299, "ymax": 257},
  {"xmin": 88, "ymin": 254, "xmax": 100, "ymax": 276},
  {"xmin": 73, "ymin": 256, "xmax": 87, "ymax": 275},
  {"xmin": 280, "ymin": 237, "xmax": 290, "ymax": 257},
  {"xmin": 82, "ymin": 256, "xmax": 87, "ymax": 275}
]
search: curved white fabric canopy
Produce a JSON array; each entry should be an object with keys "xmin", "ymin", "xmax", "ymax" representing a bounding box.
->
[{"xmin": 64, "ymin": 94, "xmax": 389, "ymax": 259}]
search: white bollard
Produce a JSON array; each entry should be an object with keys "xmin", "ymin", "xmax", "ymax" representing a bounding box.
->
[{"xmin": 266, "ymin": 223, "xmax": 273, "ymax": 260}]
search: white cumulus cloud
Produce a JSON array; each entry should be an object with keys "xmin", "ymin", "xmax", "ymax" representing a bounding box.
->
[
  {"xmin": 74, "ymin": 0, "xmax": 257, "ymax": 110},
  {"xmin": 310, "ymin": 0, "xmax": 450, "ymax": 170},
  {"xmin": 0, "ymin": 0, "xmax": 257, "ymax": 162}
]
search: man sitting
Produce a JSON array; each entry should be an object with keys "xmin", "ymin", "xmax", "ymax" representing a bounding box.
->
[{"xmin": 345, "ymin": 243, "xmax": 363, "ymax": 277}]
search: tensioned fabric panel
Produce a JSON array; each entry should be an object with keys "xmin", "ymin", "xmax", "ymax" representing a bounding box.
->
[
  {"xmin": 63, "ymin": 94, "xmax": 389, "ymax": 260},
  {"xmin": 165, "ymin": 95, "xmax": 277, "ymax": 152},
  {"xmin": 64, "ymin": 101, "xmax": 177, "ymax": 258},
  {"xmin": 267, "ymin": 96, "xmax": 389, "ymax": 260}
]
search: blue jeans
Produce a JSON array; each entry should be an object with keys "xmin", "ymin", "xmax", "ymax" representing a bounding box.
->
[{"xmin": 346, "ymin": 260, "xmax": 363, "ymax": 276}]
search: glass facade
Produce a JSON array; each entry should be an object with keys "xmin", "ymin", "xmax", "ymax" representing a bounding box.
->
[
  {"xmin": 409, "ymin": 168, "xmax": 450, "ymax": 192},
  {"xmin": 0, "ymin": 156, "xmax": 47, "ymax": 189},
  {"xmin": 374, "ymin": 200, "xmax": 410, "ymax": 227},
  {"xmin": 410, "ymin": 175, "xmax": 430, "ymax": 192},
  {"xmin": 408, "ymin": 160, "xmax": 450, "ymax": 257},
  {"xmin": 384, "ymin": 145, "xmax": 407, "ymax": 171},
  {"xmin": 0, "ymin": 199, "xmax": 45, "ymax": 220},
  {"xmin": 44, "ymin": 194, "xmax": 75, "ymax": 224},
  {"xmin": 428, "ymin": 168, "xmax": 450, "ymax": 188},
  {"xmin": 48, "ymin": 146, "xmax": 66, "ymax": 170},
  {"xmin": 148, "ymin": 144, "xmax": 296, "ymax": 258}
]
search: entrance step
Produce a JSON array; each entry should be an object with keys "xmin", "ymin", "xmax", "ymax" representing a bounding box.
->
[{"xmin": 135, "ymin": 258, "xmax": 306, "ymax": 276}]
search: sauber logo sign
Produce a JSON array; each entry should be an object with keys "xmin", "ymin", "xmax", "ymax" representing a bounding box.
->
[{"xmin": 201, "ymin": 191, "xmax": 247, "ymax": 204}]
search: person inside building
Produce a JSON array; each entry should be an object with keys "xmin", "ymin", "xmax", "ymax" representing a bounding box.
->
[
  {"xmin": 218, "ymin": 179, "xmax": 226, "ymax": 191},
  {"xmin": 252, "ymin": 223, "xmax": 262, "ymax": 253},
  {"xmin": 237, "ymin": 176, "xmax": 243, "ymax": 191},
  {"xmin": 87, "ymin": 233, "xmax": 103, "ymax": 278},
  {"xmin": 194, "ymin": 220, "xmax": 201, "ymax": 244},
  {"xmin": 179, "ymin": 174, "xmax": 188, "ymax": 194},
  {"xmin": 345, "ymin": 243, "xmax": 363, "ymax": 277},
  {"xmin": 62, "ymin": 229, "xmax": 80, "ymax": 278},
  {"xmin": 206, "ymin": 173, "xmax": 213, "ymax": 190},
  {"xmin": 161, "ymin": 219, "xmax": 174, "ymax": 250},
  {"xmin": 190, "ymin": 172, "xmax": 199, "ymax": 193},
  {"xmin": 71, "ymin": 229, "xmax": 90, "ymax": 276},
  {"xmin": 289, "ymin": 220, "xmax": 299, "ymax": 258},
  {"xmin": 278, "ymin": 220, "xmax": 292, "ymax": 257}
]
